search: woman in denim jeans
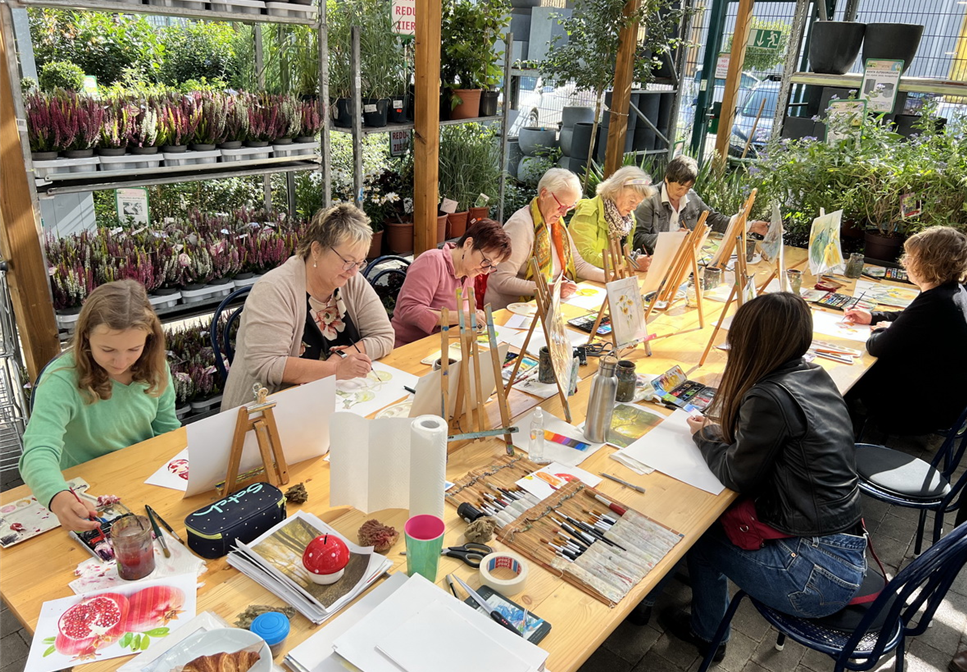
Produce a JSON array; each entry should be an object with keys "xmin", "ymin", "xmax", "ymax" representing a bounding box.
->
[{"xmin": 661, "ymin": 293, "xmax": 867, "ymax": 662}]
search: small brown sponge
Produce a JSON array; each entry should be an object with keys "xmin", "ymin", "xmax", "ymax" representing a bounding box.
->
[
  {"xmin": 465, "ymin": 517, "xmax": 499, "ymax": 544},
  {"xmin": 284, "ymin": 483, "xmax": 308, "ymax": 504},
  {"xmin": 357, "ymin": 519, "xmax": 400, "ymax": 553}
]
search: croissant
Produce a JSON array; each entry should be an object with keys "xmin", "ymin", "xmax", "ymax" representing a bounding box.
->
[{"xmin": 180, "ymin": 648, "xmax": 261, "ymax": 672}]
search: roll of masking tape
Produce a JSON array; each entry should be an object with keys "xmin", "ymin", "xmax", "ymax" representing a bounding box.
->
[{"xmin": 478, "ymin": 551, "xmax": 529, "ymax": 595}]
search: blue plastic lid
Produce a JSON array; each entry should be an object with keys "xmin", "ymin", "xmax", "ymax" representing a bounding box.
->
[{"xmin": 250, "ymin": 611, "xmax": 290, "ymax": 645}]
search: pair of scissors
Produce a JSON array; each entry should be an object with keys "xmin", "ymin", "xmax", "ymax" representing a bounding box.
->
[{"xmin": 441, "ymin": 542, "xmax": 492, "ymax": 568}]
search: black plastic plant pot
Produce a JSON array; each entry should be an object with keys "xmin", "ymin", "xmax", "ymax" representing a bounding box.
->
[
  {"xmin": 332, "ymin": 98, "xmax": 354, "ymax": 128},
  {"xmin": 479, "ymin": 90, "xmax": 500, "ymax": 117},
  {"xmin": 389, "ymin": 93, "xmax": 408, "ymax": 123},
  {"xmin": 809, "ymin": 21, "xmax": 865, "ymax": 75},
  {"xmin": 862, "ymin": 23, "xmax": 924, "ymax": 75},
  {"xmin": 362, "ymin": 98, "xmax": 390, "ymax": 128}
]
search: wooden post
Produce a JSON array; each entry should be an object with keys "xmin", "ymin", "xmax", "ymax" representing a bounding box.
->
[
  {"xmin": 603, "ymin": 0, "xmax": 642, "ymax": 177},
  {"xmin": 414, "ymin": 0, "xmax": 442, "ymax": 256},
  {"xmin": 713, "ymin": 0, "xmax": 755, "ymax": 172},
  {"xmin": 0, "ymin": 10, "xmax": 60, "ymax": 380}
]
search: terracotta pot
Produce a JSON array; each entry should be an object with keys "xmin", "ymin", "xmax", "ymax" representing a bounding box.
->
[
  {"xmin": 864, "ymin": 230, "xmax": 905, "ymax": 262},
  {"xmin": 367, "ymin": 230, "xmax": 384, "ymax": 260},
  {"xmin": 386, "ymin": 220, "xmax": 414, "ymax": 254},
  {"xmin": 447, "ymin": 211, "xmax": 469, "ymax": 239},
  {"xmin": 468, "ymin": 206, "xmax": 489, "ymax": 224},
  {"xmin": 450, "ymin": 89, "xmax": 482, "ymax": 120},
  {"xmin": 437, "ymin": 214, "xmax": 449, "ymax": 243}
]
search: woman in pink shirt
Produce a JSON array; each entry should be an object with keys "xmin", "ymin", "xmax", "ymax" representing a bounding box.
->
[{"xmin": 392, "ymin": 218, "xmax": 512, "ymax": 347}]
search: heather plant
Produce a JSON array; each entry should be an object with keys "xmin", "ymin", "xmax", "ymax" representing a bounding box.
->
[
  {"xmin": 190, "ymin": 91, "xmax": 228, "ymax": 146},
  {"xmin": 157, "ymin": 94, "xmax": 202, "ymax": 147},
  {"xmin": 127, "ymin": 100, "xmax": 159, "ymax": 149},
  {"xmin": 245, "ymin": 93, "xmax": 271, "ymax": 143},
  {"xmin": 221, "ymin": 94, "xmax": 249, "ymax": 144},
  {"xmin": 299, "ymin": 100, "xmax": 322, "ymax": 138},
  {"xmin": 25, "ymin": 91, "xmax": 56, "ymax": 153},
  {"xmin": 58, "ymin": 92, "xmax": 106, "ymax": 151},
  {"xmin": 100, "ymin": 95, "xmax": 138, "ymax": 150}
]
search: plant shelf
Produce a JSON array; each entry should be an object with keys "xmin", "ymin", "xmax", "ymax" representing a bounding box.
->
[
  {"xmin": 34, "ymin": 156, "xmax": 321, "ymax": 195},
  {"xmin": 789, "ymin": 72, "xmax": 967, "ymax": 98},
  {"xmin": 9, "ymin": 0, "xmax": 318, "ymax": 25},
  {"xmin": 328, "ymin": 115, "xmax": 502, "ymax": 136}
]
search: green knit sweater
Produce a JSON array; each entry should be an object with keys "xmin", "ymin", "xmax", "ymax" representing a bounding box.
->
[{"xmin": 20, "ymin": 353, "xmax": 180, "ymax": 507}]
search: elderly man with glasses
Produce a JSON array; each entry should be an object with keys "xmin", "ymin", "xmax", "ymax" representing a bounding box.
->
[{"xmin": 485, "ymin": 168, "xmax": 606, "ymax": 310}]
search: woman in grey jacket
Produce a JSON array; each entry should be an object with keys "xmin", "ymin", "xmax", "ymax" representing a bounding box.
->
[{"xmin": 221, "ymin": 204, "xmax": 394, "ymax": 409}]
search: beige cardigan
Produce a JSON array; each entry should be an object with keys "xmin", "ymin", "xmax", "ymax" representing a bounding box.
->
[
  {"xmin": 221, "ymin": 255, "xmax": 394, "ymax": 409},
  {"xmin": 485, "ymin": 204, "xmax": 606, "ymax": 310}
]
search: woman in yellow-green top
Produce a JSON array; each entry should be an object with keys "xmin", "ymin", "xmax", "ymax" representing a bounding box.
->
[
  {"xmin": 20, "ymin": 280, "xmax": 179, "ymax": 532},
  {"xmin": 567, "ymin": 165, "xmax": 654, "ymax": 269}
]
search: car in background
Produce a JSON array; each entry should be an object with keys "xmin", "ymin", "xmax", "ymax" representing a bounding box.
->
[
  {"xmin": 729, "ymin": 79, "xmax": 780, "ymax": 157},
  {"xmin": 680, "ymin": 67, "xmax": 761, "ymax": 129}
]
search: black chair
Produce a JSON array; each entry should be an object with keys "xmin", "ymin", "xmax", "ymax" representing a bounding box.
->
[
  {"xmin": 209, "ymin": 286, "xmax": 252, "ymax": 386},
  {"xmin": 697, "ymin": 522, "xmax": 967, "ymax": 672},
  {"xmin": 855, "ymin": 405, "xmax": 967, "ymax": 555},
  {"xmin": 363, "ymin": 255, "xmax": 410, "ymax": 319}
]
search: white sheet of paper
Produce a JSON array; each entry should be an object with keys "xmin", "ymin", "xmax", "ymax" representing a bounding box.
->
[
  {"xmin": 285, "ymin": 573, "xmax": 409, "ymax": 672},
  {"xmin": 185, "ymin": 376, "xmax": 335, "ymax": 497},
  {"xmin": 641, "ymin": 231, "xmax": 688, "ymax": 295},
  {"xmin": 335, "ymin": 361, "xmax": 418, "ymax": 416},
  {"xmin": 562, "ymin": 283, "xmax": 607, "ymax": 310},
  {"xmin": 24, "ymin": 574, "xmax": 197, "ymax": 672},
  {"xmin": 810, "ymin": 309, "xmax": 873, "ymax": 343},
  {"xmin": 514, "ymin": 375, "xmax": 580, "ymax": 400},
  {"xmin": 376, "ymin": 600, "xmax": 530, "ymax": 672},
  {"xmin": 853, "ymin": 279, "xmax": 919, "ymax": 309},
  {"xmin": 410, "ymin": 343, "xmax": 509, "ymax": 418},
  {"xmin": 516, "ymin": 461, "xmax": 603, "ymax": 500},
  {"xmin": 145, "ymin": 448, "xmax": 190, "ymax": 491},
  {"xmin": 504, "ymin": 314, "xmax": 532, "ymax": 330},
  {"xmin": 607, "ymin": 276, "xmax": 648, "ymax": 349},
  {"xmin": 512, "ymin": 412, "xmax": 606, "ymax": 467},
  {"xmin": 621, "ymin": 409, "xmax": 725, "ymax": 495},
  {"xmin": 505, "ymin": 327, "xmax": 587, "ymax": 358},
  {"xmin": 332, "ymin": 574, "xmax": 547, "ymax": 672}
]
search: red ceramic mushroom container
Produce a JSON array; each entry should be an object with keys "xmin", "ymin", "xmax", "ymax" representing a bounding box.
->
[{"xmin": 302, "ymin": 534, "xmax": 350, "ymax": 585}]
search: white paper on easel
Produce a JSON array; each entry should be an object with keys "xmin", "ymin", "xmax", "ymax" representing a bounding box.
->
[
  {"xmin": 184, "ymin": 376, "xmax": 335, "ymax": 497},
  {"xmin": 621, "ymin": 409, "xmax": 725, "ymax": 495},
  {"xmin": 410, "ymin": 343, "xmax": 509, "ymax": 418},
  {"xmin": 607, "ymin": 276, "xmax": 649, "ymax": 349},
  {"xmin": 708, "ymin": 215, "xmax": 740, "ymax": 268},
  {"xmin": 808, "ymin": 209, "xmax": 845, "ymax": 277},
  {"xmin": 329, "ymin": 413, "xmax": 448, "ymax": 517},
  {"xmin": 641, "ymin": 231, "xmax": 688, "ymax": 294},
  {"xmin": 145, "ymin": 447, "xmax": 190, "ymax": 491},
  {"xmin": 505, "ymin": 328, "xmax": 586, "ymax": 358},
  {"xmin": 761, "ymin": 203, "xmax": 784, "ymax": 265}
]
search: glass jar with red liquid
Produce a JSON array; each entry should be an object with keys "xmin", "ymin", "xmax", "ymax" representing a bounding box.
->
[{"xmin": 111, "ymin": 515, "xmax": 156, "ymax": 580}]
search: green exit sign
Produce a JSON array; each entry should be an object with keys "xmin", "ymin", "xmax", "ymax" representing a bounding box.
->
[{"xmin": 749, "ymin": 28, "xmax": 783, "ymax": 50}]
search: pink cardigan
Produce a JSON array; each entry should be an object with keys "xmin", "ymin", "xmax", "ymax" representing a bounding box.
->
[{"xmin": 392, "ymin": 244, "xmax": 470, "ymax": 347}]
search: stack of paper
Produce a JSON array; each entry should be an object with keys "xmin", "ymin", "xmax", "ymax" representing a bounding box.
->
[
  {"xmin": 331, "ymin": 574, "xmax": 548, "ymax": 672},
  {"xmin": 227, "ymin": 511, "xmax": 391, "ymax": 624}
]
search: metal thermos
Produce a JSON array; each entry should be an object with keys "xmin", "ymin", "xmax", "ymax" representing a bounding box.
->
[{"xmin": 585, "ymin": 356, "xmax": 618, "ymax": 443}]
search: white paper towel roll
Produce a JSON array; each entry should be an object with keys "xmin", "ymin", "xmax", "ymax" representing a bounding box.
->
[{"xmin": 408, "ymin": 415, "xmax": 448, "ymax": 518}]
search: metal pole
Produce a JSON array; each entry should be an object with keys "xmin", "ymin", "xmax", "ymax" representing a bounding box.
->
[
  {"xmin": 689, "ymin": 0, "xmax": 729, "ymax": 159},
  {"xmin": 254, "ymin": 25, "xmax": 272, "ymax": 211},
  {"xmin": 667, "ymin": 0, "xmax": 695, "ymax": 158},
  {"xmin": 319, "ymin": 0, "xmax": 331, "ymax": 209},
  {"xmin": 351, "ymin": 26, "xmax": 363, "ymax": 207},
  {"xmin": 497, "ymin": 31, "xmax": 513, "ymax": 224}
]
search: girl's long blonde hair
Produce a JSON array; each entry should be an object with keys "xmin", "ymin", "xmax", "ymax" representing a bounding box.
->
[{"xmin": 71, "ymin": 280, "xmax": 168, "ymax": 403}]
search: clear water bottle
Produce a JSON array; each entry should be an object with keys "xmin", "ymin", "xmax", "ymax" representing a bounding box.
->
[{"xmin": 529, "ymin": 407, "xmax": 548, "ymax": 463}]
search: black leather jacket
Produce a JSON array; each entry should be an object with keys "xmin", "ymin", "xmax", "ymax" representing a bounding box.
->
[{"xmin": 694, "ymin": 359, "xmax": 862, "ymax": 537}]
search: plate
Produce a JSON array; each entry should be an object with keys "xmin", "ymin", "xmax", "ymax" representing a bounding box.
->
[
  {"xmin": 507, "ymin": 302, "xmax": 536, "ymax": 316},
  {"xmin": 150, "ymin": 628, "xmax": 272, "ymax": 671}
]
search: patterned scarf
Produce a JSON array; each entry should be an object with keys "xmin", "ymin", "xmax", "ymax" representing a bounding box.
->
[
  {"xmin": 308, "ymin": 289, "xmax": 348, "ymax": 341},
  {"xmin": 604, "ymin": 197, "xmax": 634, "ymax": 239},
  {"xmin": 523, "ymin": 198, "xmax": 576, "ymax": 294}
]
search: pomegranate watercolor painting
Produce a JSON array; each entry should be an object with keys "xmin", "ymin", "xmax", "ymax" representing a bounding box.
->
[{"xmin": 24, "ymin": 574, "xmax": 196, "ymax": 672}]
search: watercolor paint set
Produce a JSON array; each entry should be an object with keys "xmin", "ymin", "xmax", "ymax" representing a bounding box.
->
[{"xmin": 652, "ymin": 365, "xmax": 717, "ymax": 412}]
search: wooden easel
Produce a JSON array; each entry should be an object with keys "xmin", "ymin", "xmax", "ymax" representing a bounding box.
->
[
  {"xmin": 643, "ymin": 212, "xmax": 711, "ymax": 327},
  {"xmin": 441, "ymin": 288, "xmax": 513, "ymax": 442},
  {"xmin": 586, "ymin": 237, "xmax": 637, "ymax": 348},
  {"xmin": 224, "ymin": 384, "xmax": 289, "ymax": 495},
  {"xmin": 502, "ymin": 258, "xmax": 572, "ymax": 421},
  {"xmin": 699, "ymin": 189, "xmax": 758, "ymax": 366}
]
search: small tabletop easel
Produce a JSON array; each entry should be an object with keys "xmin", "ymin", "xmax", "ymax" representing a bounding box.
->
[
  {"xmin": 699, "ymin": 189, "xmax": 758, "ymax": 366},
  {"xmin": 440, "ymin": 288, "xmax": 514, "ymax": 451},
  {"xmin": 586, "ymin": 236, "xmax": 637, "ymax": 349},
  {"xmin": 502, "ymin": 258, "xmax": 573, "ymax": 421},
  {"xmin": 224, "ymin": 384, "xmax": 289, "ymax": 495},
  {"xmin": 643, "ymin": 211, "xmax": 711, "ymax": 327}
]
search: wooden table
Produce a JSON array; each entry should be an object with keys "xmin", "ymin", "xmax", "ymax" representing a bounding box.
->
[{"xmin": 0, "ymin": 245, "xmax": 891, "ymax": 672}]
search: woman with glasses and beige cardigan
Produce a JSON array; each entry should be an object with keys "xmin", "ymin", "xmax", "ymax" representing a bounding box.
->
[{"xmin": 221, "ymin": 204, "xmax": 394, "ymax": 410}]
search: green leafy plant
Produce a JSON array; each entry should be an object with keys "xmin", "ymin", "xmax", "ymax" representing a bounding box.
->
[
  {"xmin": 38, "ymin": 61, "xmax": 85, "ymax": 92},
  {"xmin": 438, "ymin": 124, "xmax": 502, "ymax": 210},
  {"xmin": 327, "ymin": 0, "xmax": 408, "ymax": 101},
  {"xmin": 441, "ymin": 0, "xmax": 510, "ymax": 91},
  {"xmin": 158, "ymin": 20, "xmax": 239, "ymax": 87}
]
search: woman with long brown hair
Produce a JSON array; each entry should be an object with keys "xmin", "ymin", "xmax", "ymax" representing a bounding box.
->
[
  {"xmin": 20, "ymin": 280, "xmax": 179, "ymax": 532},
  {"xmin": 659, "ymin": 292, "xmax": 866, "ymax": 662}
]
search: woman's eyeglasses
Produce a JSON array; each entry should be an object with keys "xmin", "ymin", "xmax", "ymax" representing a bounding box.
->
[
  {"xmin": 330, "ymin": 248, "xmax": 367, "ymax": 272},
  {"xmin": 551, "ymin": 192, "xmax": 578, "ymax": 213},
  {"xmin": 476, "ymin": 249, "xmax": 496, "ymax": 271}
]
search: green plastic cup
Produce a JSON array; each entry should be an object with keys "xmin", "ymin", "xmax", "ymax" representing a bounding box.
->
[{"xmin": 404, "ymin": 514, "xmax": 445, "ymax": 582}]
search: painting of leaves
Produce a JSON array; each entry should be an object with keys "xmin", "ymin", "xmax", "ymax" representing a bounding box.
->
[
  {"xmin": 252, "ymin": 516, "xmax": 368, "ymax": 608},
  {"xmin": 808, "ymin": 210, "xmax": 844, "ymax": 277}
]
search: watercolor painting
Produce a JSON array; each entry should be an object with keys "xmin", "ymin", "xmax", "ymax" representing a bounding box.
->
[
  {"xmin": 24, "ymin": 574, "xmax": 196, "ymax": 672},
  {"xmin": 562, "ymin": 284, "xmax": 607, "ymax": 310},
  {"xmin": 811, "ymin": 309, "xmax": 872, "ymax": 343},
  {"xmin": 607, "ymin": 404, "xmax": 664, "ymax": 448},
  {"xmin": 607, "ymin": 276, "xmax": 648, "ymax": 349},
  {"xmin": 334, "ymin": 362, "xmax": 418, "ymax": 417},
  {"xmin": 546, "ymin": 278, "xmax": 577, "ymax": 391},
  {"xmin": 760, "ymin": 202, "xmax": 783, "ymax": 264},
  {"xmin": 808, "ymin": 209, "xmax": 845, "ymax": 276},
  {"xmin": 516, "ymin": 462, "xmax": 601, "ymax": 500},
  {"xmin": 853, "ymin": 279, "xmax": 919, "ymax": 310},
  {"xmin": 145, "ymin": 449, "xmax": 190, "ymax": 492}
]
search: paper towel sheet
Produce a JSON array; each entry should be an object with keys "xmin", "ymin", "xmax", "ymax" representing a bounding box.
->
[{"xmin": 329, "ymin": 414, "xmax": 448, "ymax": 517}]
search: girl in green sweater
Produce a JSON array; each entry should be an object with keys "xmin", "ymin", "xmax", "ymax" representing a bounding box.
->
[{"xmin": 20, "ymin": 280, "xmax": 180, "ymax": 531}]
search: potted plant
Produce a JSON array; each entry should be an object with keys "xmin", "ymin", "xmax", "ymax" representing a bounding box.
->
[
  {"xmin": 220, "ymin": 95, "xmax": 249, "ymax": 149},
  {"xmin": 441, "ymin": 0, "xmax": 509, "ymax": 120},
  {"xmin": 99, "ymin": 95, "xmax": 137, "ymax": 156},
  {"xmin": 127, "ymin": 100, "xmax": 160, "ymax": 155},
  {"xmin": 245, "ymin": 94, "xmax": 272, "ymax": 147},
  {"xmin": 357, "ymin": 1, "xmax": 405, "ymax": 127},
  {"xmin": 297, "ymin": 99, "xmax": 322, "ymax": 142},
  {"xmin": 327, "ymin": 0, "xmax": 355, "ymax": 128},
  {"xmin": 24, "ymin": 92, "xmax": 59, "ymax": 161},
  {"xmin": 56, "ymin": 91, "xmax": 105, "ymax": 159},
  {"xmin": 190, "ymin": 91, "xmax": 228, "ymax": 151},
  {"xmin": 438, "ymin": 124, "xmax": 500, "ymax": 237},
  {"xmin": 863, "ymin": 23, "xmax": 924, "ymax": 75},
  {"xmin": 808, "ymin": 3, "xmax": 865, "ymax": 76}
]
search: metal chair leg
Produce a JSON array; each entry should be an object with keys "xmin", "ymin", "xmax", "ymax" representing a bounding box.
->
[
  {"xmin": 914, "ymin": 510, "xmax": 928, "ymax": 556},
  {"xmin": 697, "ymin": 590, "xmax": 747, "ymax": 672}
]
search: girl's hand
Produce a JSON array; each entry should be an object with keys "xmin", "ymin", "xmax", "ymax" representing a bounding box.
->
[
  {"xmin": 333, "ymin": 351, "xmax": 372, "ymax": 379},
  {"xmin": 686, "ymin": 413, "xmax": 707, "ymax": 435},
  {"xmin": 50, "ymin": 490, "xmax": 100, "ymax": 532},
  {"xmin": 843, "ymin": 308, "xmax": 872, "ymax": 325}
]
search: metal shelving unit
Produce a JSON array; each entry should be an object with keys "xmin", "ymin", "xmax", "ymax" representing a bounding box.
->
[
  {"xmin": 9, "ymin": 0, "xmax": 317, "ymax": 24},
  {"xmin": 788, "ymin": 72, "xmax": 967, "ymax": 97},
  {"xmin": 0, "ymin": 261, "xmax": 28, "ymax": 475},
  {"xmin": 328, "ymin": 116, "xmax": 502, "ymax": 136}
]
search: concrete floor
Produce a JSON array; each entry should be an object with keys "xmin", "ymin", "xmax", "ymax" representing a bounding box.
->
[{"xmin": 1, "ymin": 433, "xmax": 965, "ymax": 672}]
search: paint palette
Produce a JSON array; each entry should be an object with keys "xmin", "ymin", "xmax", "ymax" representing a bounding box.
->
[{"xmin": 0, "ymin": 477, "xmax": 90, "ymax": 548}]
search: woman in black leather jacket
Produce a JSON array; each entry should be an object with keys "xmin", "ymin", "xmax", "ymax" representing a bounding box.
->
[{"xmin": 660, "ymin": 292, "xmax": 867, "ymax": 662}]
